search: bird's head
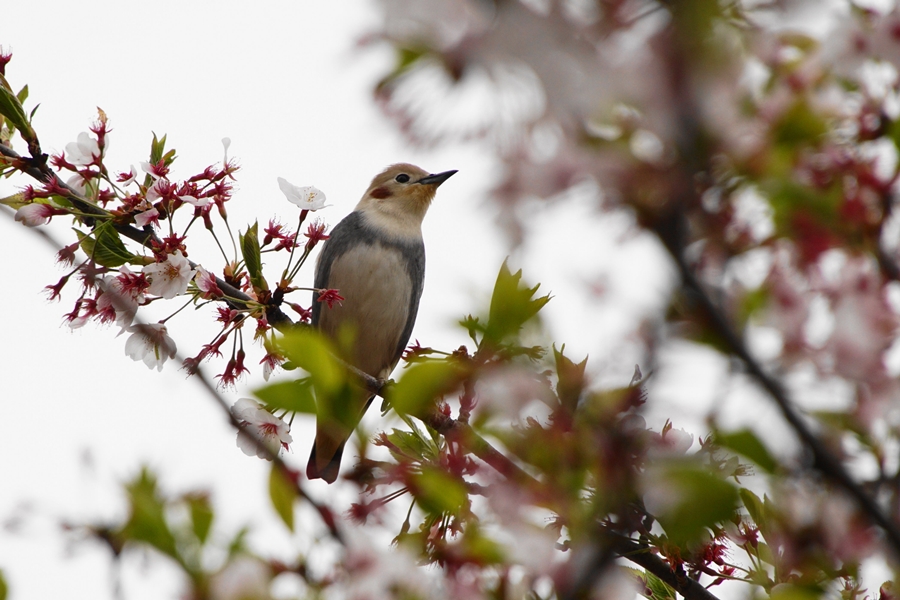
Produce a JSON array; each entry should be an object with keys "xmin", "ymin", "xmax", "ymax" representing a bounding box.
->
[{"xmin": 356, "ymin": 163, "xmax": 457, "ymax": 238}]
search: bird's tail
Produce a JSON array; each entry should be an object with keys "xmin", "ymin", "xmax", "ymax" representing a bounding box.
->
[
  {"xmin": 306, "ymin": 394, "xmax": 375, "ymax": 484},
  {"xmin": 306, "ymin": 439, "xmax": 346, "ymax": 484}
]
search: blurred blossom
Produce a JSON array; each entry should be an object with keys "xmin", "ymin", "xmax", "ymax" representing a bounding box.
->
[
  {"xmin": 98, "ymin": 266, "xmax": 148, "ymax": 329},
  {"xmin": 124, "ymin": 322, "xmax": 177, "ymax": 371},
  {"xmin": 486, "ymin": 482, "xmax": 560, "ymax": 575},
  {"xmin": 231, "ymin": 398, "xmax": 292, "ymax": 459},
  {"xmin": 656, "ymin": 427, "xmax": 694, "ymax": 455},
  {"xmin": 474, "ymin": 366, "xmax": 555, "ymax": 421},
  {"xmin": 822, "ymin": 256, "xmax": 897, "ymax": 380},
  {"xmin": 208, "ymin": 555, "xmax": 272, "ymax": 600},
  {"xmin": 332, "ymin": 535, "xmax": 439, "ymax": 600}
]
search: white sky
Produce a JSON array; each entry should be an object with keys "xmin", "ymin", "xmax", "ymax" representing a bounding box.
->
[{"xmin": 0, "ymin": 2, "xmax": 820, "ymax": 598}]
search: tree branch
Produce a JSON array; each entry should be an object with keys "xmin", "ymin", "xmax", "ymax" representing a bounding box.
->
[
  {"xmin": 0, "ymin": 141, "xmax": 293, "ymax": 327},
  {"xmin": 653, "ymin": 209, "xmax": 900, "ymax": 558},
  {"xmin": 342, "ymin": 360, "xmax": 719, "ymax": 599},
  {"xmin": 2, "ymin": 205, "xmax": 343, "ymax": 544}
]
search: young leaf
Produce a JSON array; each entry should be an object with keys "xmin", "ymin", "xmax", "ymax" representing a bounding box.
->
[
  {"xmin": 483, "ymin": 260, "xmax": 551, "ymax": 345},
  {"xmin": 650, "ymin": 462, "xmax": 739, "ymax": 545},
  {"xmin": 269, "ymin": 464, "xmax": 296, "ymax": 531},
  {"xmin": 119, "ymin": 467, "xmax": 178, "ymax": 559},
  {"xmin": 253, "ymin": 378, "xmax": 317, "ymax": 414},
  {"xmin": 85, "ymin": 221, "xmax": 135, "ymax": 267},
  {"xmin": 389, "ymin": 359, "xmax": 463, "ymax": 417},
  {"xmin": 186, "ymin": 493, "xmax": 214, "ymax": 545},
  {"xmin": 411, "ymin": 466, "xmax": 468, "ymax": 516},
  {"xmin": 714, "ymin": 429, "xmax": 778, "ymax": 474},
  {"xmin": 240, "ymin": 221, "xmax": 267, "ymax": 292},
  {"xmin": 0, "ymin": 73, "xmax": 35, "ymax": 142}
]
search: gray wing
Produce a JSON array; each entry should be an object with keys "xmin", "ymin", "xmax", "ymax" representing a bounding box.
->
[
  {"xmin": 391, "ymin": 240, "xmax": 424, "ymax": 366},
  {"xmin": 312, "ymin": 212, "xmax": 366, "ymax": 327}
]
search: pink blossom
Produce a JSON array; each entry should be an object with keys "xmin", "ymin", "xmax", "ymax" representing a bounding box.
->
[
  {"xmin": 134, "ymin": 207, "xmax": 160, "ymax": 228},
  {"xmin": 231, "ymin": 398, "xmax": 292, "ymax": 459},
  {"xmin": 194, "ymin": 267, "xmax": 223, "ymax": 299},
  {"xmin": 14, "ymin": 203, "xmax": 55, "ymax": 227},
  {"xmin": 116, "ymin": 166, "xmax": 137, "ymax": 186}
]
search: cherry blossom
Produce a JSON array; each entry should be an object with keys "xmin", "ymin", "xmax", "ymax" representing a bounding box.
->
[
  {"xmin": 194, "ymin": 267, "xmax": 223, "ymax": 299},
  {"xmin": 207, "ymin": 556, "xmax": 271, "ymax": 600},
  {"xmin": 276, "ymin": 177, "xmax": 329, "ymax": 211},
  {"xmin": 64, "ymin": 131, "xmax": 102, "ymax": 166},
  {"xmin": 230, "ymin": 398, "xmax": 292, "ymax": 459},
  {"xmin": 124, "ymin": 322, "xmax": 177, "ymax": 371},
  {"xmin": 14, "ymin": 203, "xmax": 55, "ymax": 227},
  {"xmin": 143, "ymin": 250, "xmax": 195, "ymax": 299},
  {"xmin": 134, "ymin": 207, "xmax": 159, "ymax": 228}
]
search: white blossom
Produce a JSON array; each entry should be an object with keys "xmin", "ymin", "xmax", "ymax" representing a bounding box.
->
[
  {"xmin": 231, "ymin": 398, "xmax": 292, "ymax": 459},
  {"xmin": 143, "ymin": 250, "xmax": 195, "ymax": 299},
  {"xmin": 277, "ymin": 177, "xmax": 329, "ymax": 211},
  {"xmin": 124, "ymin": 323, "xmax": 177, "ymax": 371},
  {"xmin": 65, "ymin": 132, "xmax": 102, "ymax": 166}
]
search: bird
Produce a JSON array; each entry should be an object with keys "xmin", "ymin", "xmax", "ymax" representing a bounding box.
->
[{"xmin": 307, "ymin": 163, "xmax": 457, "ymax": 483}]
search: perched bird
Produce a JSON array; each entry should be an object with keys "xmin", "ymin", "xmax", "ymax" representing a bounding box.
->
[{"xmin": 307, "ymin": 163, "xmax": 457, "ymax": 483}]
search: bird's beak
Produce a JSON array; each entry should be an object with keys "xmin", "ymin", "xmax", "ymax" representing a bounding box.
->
[{"xmin": 417, "ymin": 170, "xmax": 458, "ymax": 187}]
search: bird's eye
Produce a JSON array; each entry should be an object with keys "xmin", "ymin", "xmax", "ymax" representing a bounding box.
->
[{"xmin": 395, "ymin": 174, "xmax": 410, "ymax": 183}]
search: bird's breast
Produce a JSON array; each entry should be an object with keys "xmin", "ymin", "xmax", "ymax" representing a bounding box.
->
[{"xmin": 317, "ymin": 241, "xmax": 417, "ymax": 378}]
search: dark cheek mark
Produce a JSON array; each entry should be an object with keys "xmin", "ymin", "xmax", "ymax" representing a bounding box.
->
[{"xmin": 371, "ymin": 186, "xmax": 392, "ymax": 199}]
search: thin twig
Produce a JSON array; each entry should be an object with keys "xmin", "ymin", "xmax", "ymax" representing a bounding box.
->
[{"xmin": 2, "ymin": 205, "xmax": 343, "ymax": 544}]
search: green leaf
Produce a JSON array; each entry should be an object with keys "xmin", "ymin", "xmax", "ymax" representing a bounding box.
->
[
  {"xmin": 0, "ymin": 73, "xmax": 35, "ymax": 142},
  {"xmin": 651, "ymin": 463, "xmax": 739, "ymax": 545},
  {"xmin": 240, "ymin": 221, "xmax": 267, "ymax": 291},
  {"xmin": 269, "ymin": 464, "xmax": 296, "ymax": 531},
  {"xmin": 253, "ymin": 378, "xmax": 317, "ymax": 414},
  {"xmin": 714, "ymin": 429, "xmax": 778, "ymax": 474},
  {"xmin": 772, "ymin": 100, "xmax": 828, "ymax": 147},
  {"xmin": 483, "ymin": 260, "xmax": 551, "ymax": 345},
  {"xmin": 277, "ymin": 328, "xmax": 355, "ymax": 427},
  {"xmin": 226, "ymin": 526, "xmax": 250, "ymax": 558},
  {"xmin": 769, "ymin": 585, "xmax": 824, "ymax": 600},
  {"xmin": 0, "ymin": 192, "xmax": 26, "ymax": 209},
  {"xmin": 382, "ymin": 427, "xmax": 440, "ymax": 463},
  {"xmin": 186, "ymin": 493, "xmax": 214, "ymax": 545},
  {"xmin": 278, "ymin": 329, "xmax": 347, "ymax": 397},
  {"xmin": 389, "ymin": 359, "xmax": 463, "ymax": 417},
  {"xmin": 120, "ymin": 467, "xmax": 178, "ymax": 559},
  {"xmin": 554, "ymin": 344, "xmax": 588, "ymax": 414},
  {"xmin": 411, "ymin": 466, "xmax": 468, "ymax": 516},
  {"xmin": 76, "ymin": 222, "xmax": 134, "ymax": 267},
  {"xmin": 623, "ymin": 565, "xmax": 677, "ymax": 600},
  {"xmin": 0, "ymin": 568, "xmax": 7, "ymax": 600}
]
